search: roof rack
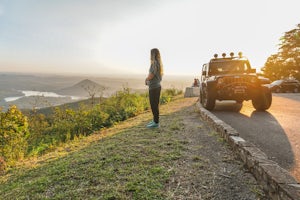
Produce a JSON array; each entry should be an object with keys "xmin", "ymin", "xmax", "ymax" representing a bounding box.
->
[{"xmin": 210, "ymin": 52, "xmax": 247, "ymax": 62}]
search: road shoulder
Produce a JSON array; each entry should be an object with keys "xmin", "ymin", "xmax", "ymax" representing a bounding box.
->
[{"xmin": 162, "ymin": 97, "xmax": 268, "ymax": 199}]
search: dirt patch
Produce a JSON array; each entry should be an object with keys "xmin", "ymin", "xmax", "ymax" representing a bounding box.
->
[{"xmin": 162, "ymin": 97, "xmax": 269, "ymax": 200}]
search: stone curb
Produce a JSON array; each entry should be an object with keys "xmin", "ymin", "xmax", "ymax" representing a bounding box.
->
[{"xmin": 196, "ymin": 102, "xmax": 300, "ymax": 200}]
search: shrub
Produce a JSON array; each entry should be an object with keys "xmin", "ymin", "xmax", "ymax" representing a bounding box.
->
[
  {"xmin": 0, "ymin": 156, "xmax": 6, "ymax": 174},
  {"xmin": 0, "ymin": 105, "xmax": 29, "ymax": 166},
  {"xmin": 102, "ymin": 88, "xmax": 149, "ymax": 124},
  {"xmin": 160, "ymin": 88, "xmax": 182, "ymax": 104},
  {"xmin": 87, "ymin": 105, "xmax": 109, "ymax": 130}
]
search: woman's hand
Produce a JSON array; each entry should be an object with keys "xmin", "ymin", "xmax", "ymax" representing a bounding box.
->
[{"xmin": 145, "ymin": 78, "xmax": 148, "ymax": 85}]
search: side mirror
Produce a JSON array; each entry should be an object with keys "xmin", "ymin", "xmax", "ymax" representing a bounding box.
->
[{"xmin": 202, "ymin": 71, "xmax": 206, "ymax": 76}]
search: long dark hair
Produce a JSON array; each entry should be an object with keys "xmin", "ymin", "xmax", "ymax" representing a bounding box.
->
[{"xmin": 150, "ymin": 48, "xmax": 164, "ymax": 76}]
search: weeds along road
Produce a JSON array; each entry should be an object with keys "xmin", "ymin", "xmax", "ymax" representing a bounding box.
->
[{"xmin": 211, "ymin": 93, "xmax": 300, "ymax": 182}]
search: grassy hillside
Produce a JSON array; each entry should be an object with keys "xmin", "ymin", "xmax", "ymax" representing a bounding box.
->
[
  {"xmin": 0, "ymin": 96, "xmax": 190, "ymax": 199},
  {"xmin": 0, "ymin": 96, "xmax": 265, "ymax": 199}
]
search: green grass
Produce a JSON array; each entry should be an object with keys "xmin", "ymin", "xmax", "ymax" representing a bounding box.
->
[{"xmin": 0, "ymin": 97, "xmax": 194, "ymax": 200}]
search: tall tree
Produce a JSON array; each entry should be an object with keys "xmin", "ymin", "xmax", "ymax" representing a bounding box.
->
[{"xmin": 263, "ymin": 24, "xmax": 300, "ymax": 81}]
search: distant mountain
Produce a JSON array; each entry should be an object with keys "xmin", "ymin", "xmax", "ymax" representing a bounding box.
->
[{"xmin": 57, "ymin": 79, "xmax": 106, "ymax": 97}]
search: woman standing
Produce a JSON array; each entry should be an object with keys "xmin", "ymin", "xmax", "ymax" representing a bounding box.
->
[{"xmin": 145, "ymin": 48, "xmax": 163, "ymax": 128}]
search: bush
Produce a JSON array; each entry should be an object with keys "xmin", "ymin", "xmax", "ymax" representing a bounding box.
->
[
  {"xmin": 163, "ymin": 88, "xmax": 183, "ymax": 96},
  {"xmin": 102, "ymin": 88, "xmax": 148, "ymax": 124},
  {"xmin": 0, "ymin": 105, "xmax": 29, "ymax": 166},
  {"xmin": 0, "ymin": 156, "xmax": 6, "ymax": 174},
  {"xmin": 87, "ymin": 105, "xmax": 109, "ymax": 130},
  {"xmin": 160, "ymin": 88, "xmax": 182, "ymax": 104}
]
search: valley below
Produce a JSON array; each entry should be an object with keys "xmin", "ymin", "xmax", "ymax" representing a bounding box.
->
[{"xmin": 0, "ymin": 73, "xmax": 193, "ymax": 110}]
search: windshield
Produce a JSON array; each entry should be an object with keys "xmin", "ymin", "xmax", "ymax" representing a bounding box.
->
[{"xmin": 209, "ymin": 60, "xmax": 251, "ymax": 75}]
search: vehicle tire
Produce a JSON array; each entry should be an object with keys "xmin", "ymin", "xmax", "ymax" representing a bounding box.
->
[
  {"xmin": 236, "ymin": 100, "xmax": 243, "ymax": 104},
  {"xmin": 252, "ymin": 87, "xmax": 272, "ymax": 111},
  {"xmin": 199, "ymin": 89, "xmax": 203, "ymax": 103},
  {"xmin": 294, "ymin": 87, "xmax": 299, "ymax": 93},
  {"xmin": 201, "ymin": 88, "xmax": 215, "ymax": 110}
]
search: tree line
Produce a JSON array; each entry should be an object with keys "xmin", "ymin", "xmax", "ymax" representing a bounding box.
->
[{"xmin": 263, "ymin": 23, "xmax": 300, "ymax": 81}]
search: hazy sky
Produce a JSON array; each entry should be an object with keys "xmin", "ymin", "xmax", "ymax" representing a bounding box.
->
[{"xmin": 0, "ymin": 0, "xmax": 299, "ymax": 76}]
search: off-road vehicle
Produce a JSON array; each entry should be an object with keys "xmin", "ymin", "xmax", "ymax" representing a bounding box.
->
[{"xmin": 199, "ymin": 52, "xmax": 272, "ymax": 111}]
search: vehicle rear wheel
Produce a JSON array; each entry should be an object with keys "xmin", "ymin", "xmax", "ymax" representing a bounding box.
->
[
  {"xmin": 199, "ymin": 89, "xmax": 203, "ymax": 103},
  {"xmin": 252, "ymin": 87, "xmax": 272, "ymax": 111},
  {"xmin": 201, "ymin": 88, "xmax": 215, "ymax": 110}
]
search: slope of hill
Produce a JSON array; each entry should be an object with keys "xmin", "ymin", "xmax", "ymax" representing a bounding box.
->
[
  {"xmin": 57, "ymin": 79, "xmax": 107, "ymax": 97},
  {"xmin": 0, "ymin": 97, "xmax": 268, "ymax": 199},
  {"xmin": 30, "ymin": 97, "xmax": 104, "ymax": 116}
]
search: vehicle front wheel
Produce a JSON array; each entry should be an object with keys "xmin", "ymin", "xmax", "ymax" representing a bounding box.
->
[{"xmin": 252, "ymin": 87, "xmax": 272, "ymax": 111}]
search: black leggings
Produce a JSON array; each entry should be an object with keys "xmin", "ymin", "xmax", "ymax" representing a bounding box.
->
[{"xmin": 149, "ymin": 86, "xmax": 161, "ymax": 123}]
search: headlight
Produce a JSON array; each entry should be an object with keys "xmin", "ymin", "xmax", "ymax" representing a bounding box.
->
[
  {"xmin": 250, "ymin": 77, "xmax": 257, "ymax": 83},
  {"xmin": 217, "ymin": 78, "xmax": 224, "ymax": 85}
]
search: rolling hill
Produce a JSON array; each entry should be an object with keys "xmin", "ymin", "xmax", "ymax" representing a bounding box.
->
[{"xmin": 56, "ymin": 79, "xmax": 107, "ymax": 97}]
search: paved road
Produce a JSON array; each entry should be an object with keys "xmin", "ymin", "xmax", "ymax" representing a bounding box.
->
[{"xmin": 211, "ymin": 93, "xmax": 300, "ymax": 181}]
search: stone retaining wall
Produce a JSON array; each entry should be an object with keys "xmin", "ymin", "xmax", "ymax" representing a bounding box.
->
[
  {"xmin": 184, "ymin": 87, "xmax": 200, "ymax": 97},
  {"xmin": 196, "ymin": 102, "xmax": 300, "ymax": 200}
]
